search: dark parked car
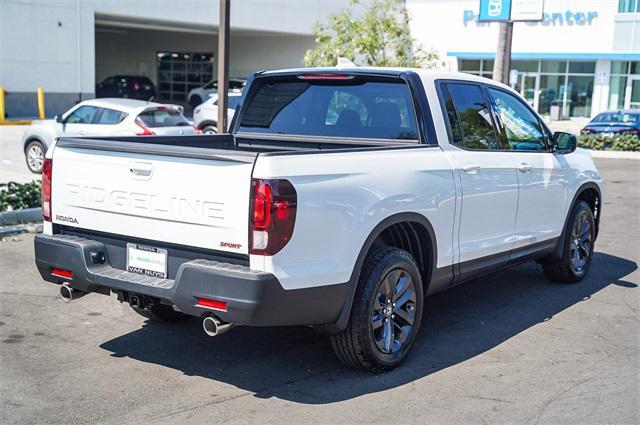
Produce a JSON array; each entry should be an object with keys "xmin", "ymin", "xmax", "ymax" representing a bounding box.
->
[
  {"xmin": 96, "ymin": 75, "xmax": 157, "ymax": 101},
  {"xmin": 581, "ymin": 110, "xmax": 640, "ymax": 137}
]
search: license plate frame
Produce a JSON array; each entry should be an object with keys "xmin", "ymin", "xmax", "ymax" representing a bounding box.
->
[{"xmin": 126, "ymin": 243, "xmax": 168, "ymax": 279}]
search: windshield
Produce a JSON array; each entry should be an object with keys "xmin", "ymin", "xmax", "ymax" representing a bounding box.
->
[
  {"xmin": 238, "ymin": 76, "xmax": 419, "ymax": 140},
  {"xmin": 592, "ymin": 112, "xmax": 638, "ymax": 124},
  {"xmin": 137, "ymin": 108, "xmax": 190, "ymax": 127}
]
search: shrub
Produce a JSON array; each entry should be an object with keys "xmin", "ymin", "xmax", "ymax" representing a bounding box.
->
[
  {"xmin": 0, "ymin": 181, "xmax": 41, "ymax": 212},
  {"xmin": 577, "ymin": 134, "xmax": 639, "ymax": 151}
]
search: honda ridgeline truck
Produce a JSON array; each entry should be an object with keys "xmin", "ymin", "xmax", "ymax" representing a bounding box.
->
[{"xmin": 35, "ymin": 68, "xmax": 602, "ymax": 372}]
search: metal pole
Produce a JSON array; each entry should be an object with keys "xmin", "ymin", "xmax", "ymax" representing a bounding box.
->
[
  {"xmin": 217, "ymin": 0, "xmax": 230, "ymax": 134},
  {"xmin": 492, "ymin": 21, "xmax": 513, "ymax": 84}
]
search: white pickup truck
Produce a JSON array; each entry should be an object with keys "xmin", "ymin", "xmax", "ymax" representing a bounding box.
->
[{"xmin": 35, "ymin": 68, "xmax": 603, "ymax": 372}]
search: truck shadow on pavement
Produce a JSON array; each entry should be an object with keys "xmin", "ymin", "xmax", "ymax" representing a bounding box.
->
[{"xmin": 100, "ymin": 252, "xmax": 637, "ymax": 404}]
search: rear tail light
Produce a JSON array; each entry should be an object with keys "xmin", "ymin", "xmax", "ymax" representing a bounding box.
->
[
  {"xmin": 193, "ymin": 125, "xmax": 202, "ymax": 134},
  {"xmin": 134, "ymin": 118, "xmax": 155, "ymax": 136},
  {"xmin": 298, "ymin": 74, "xmax": 354, "ymax": 80},
  {"xmin": 42, "ymin": 158, "xmax": 52, "ymax": 222},
  {"xmin": 133, "ymin": 82, "xmax": 140, "ymax": 91},
  {"xmin": 249, "ymin": 179, "xmax": 297, "ymax": 256}
]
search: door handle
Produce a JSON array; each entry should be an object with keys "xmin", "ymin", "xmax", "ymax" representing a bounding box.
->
[
  {"xmin": 518, "ymin": 163, "xmax": 532, "ymax": 173},
  {"xmin": 461, "ymin": 163, "xmax": 480, "ymax": 174}
]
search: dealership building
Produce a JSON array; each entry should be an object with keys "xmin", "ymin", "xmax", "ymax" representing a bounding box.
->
[
  {"xmin": 0, "ymin": 0, "xmax": 356, "ymax": 118},
  {"xmin": 408, "ymin": 0, "xmax": 640, "ymax": 118}
]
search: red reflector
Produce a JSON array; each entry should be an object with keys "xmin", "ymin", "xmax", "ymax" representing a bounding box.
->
[
  {"xmin": 51, "ymin": 268, "xmax": 72, "ymax": 279},
  {"xmin": 197, "ymin": 298, "xmax": 227, "ymax": 311},
  {"xmin": 299, "ymin": 74, "xmax": 354, "ymax": 80},
  {"xmin": 42, "ymin": 158, "xmax": 52, "ymax": 222}
]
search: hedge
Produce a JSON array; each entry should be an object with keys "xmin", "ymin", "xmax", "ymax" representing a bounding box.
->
[
  {"xmin": 0, "ymin": 181, "xmax": 41, "ymax": 212},
  {"xmin": 577, "ymin": 134, "xmax": 640, "ymax": 152}
]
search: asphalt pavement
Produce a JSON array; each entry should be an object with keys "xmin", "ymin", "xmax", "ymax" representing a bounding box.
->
[
  {"xmin": 0, "ymin": 156, "xmax": 639, "ymax": 424},
  {"xmin": 0, "ymin": 126, "xmax": 40, "ymax": 184}
]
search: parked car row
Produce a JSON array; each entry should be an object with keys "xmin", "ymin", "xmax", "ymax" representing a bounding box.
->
[{"xmin": 22, "ymin": 98, "xmax": 198, "ymax": 173}]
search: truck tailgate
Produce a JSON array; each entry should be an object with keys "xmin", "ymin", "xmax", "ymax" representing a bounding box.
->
[{"xmin": 51, "ymin": 138, "xmax": 255, "ymax": 255}]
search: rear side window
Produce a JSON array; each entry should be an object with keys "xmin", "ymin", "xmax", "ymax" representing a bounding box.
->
[
  {"xmin": 96, "ymin": 108, "xmax": 127, "ymax": 125},
  {"xmin": 137, "ymin": 108, "xmax": 189, "ymax": 128},
  {"xmin": 238, "ymin": 77, "xmax": 419, "ymax": 141},
  {"xmin": 445, "ymin": 83, "xmax": 498, "ymax": 150},
  {"xmin": 214, "ymin": 96, "xmax": 241, "ymax": 109}
]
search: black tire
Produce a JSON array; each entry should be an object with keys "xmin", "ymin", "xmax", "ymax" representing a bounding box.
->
[
  {"xmin": 201, "ymin": 124, "xmax": 217, "ymax": 134},
  {"xmin": 25, "ymin": 140, "xmax": 45, "ymax": 174},
  {"xmin": 131, "ymin": 303, "xmax": 189, "ymax": 323},
  {"xmin": 542, "ymin": 200, "xmax": 595, "ymax": 283},
  {"xmin": 330, "ymin": 246, "xmax": 424, "ymax": 372},
  {"xmin": 189, "ymin": 95, "xmax": 203, "ymax": 108}
]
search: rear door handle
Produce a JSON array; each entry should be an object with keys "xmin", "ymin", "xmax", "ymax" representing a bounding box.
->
[
  {"xmin": 461, "ymin": 163, "xmax": 480, "ymax": 174},
  {"xmin": 518, "ymin": 163, "xmax": 532, "ymax": 173}
]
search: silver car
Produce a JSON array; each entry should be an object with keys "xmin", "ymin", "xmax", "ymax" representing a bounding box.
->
[{"xmin": 22, "ymin": 98, "xmax": 198, "ymax": 173}]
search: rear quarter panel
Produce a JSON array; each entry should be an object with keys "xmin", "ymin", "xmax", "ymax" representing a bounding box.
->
[{"xmin": 251, "ymin": 147, "xmax": 457, "ymax": 290}]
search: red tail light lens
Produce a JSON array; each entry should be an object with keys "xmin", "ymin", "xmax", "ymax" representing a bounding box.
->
[
  {"xmin": 134, "ymin": 118, "xmax": 155, "ymax": 136},
  {"xmin": 42, "ymin": 158, "xmax": 52, "ymax": 222},
  {"xmin": 249, "ymin": 179, "xmax": 297, "ymax": 256}
]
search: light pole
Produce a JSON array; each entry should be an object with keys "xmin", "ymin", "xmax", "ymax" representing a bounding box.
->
[{"xmin": 217, "ymin": 0, "xmax": 230, "ymax": 134}]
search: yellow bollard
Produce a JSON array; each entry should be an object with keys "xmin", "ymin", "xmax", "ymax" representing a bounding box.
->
[
  {"xmin": 0, "ymin": 86, "xmax": 5, "ymax": 121},
  {"xmin": 37, "ymin": 87, "xmax": 45, "ymax": 119}
]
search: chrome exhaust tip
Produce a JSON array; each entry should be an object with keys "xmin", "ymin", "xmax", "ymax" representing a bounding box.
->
[
  {"xmin": 60, "ymin": 283, "xmax": 86, "ymax": 302},
  {"xmin": 202, "ymin": 316, "xmax": 235, "ymax": 337}
]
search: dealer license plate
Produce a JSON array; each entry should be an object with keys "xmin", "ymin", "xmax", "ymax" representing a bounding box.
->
[{"xmin": 126, "ymin": 243, "xmax": 168, "ymax": 278}]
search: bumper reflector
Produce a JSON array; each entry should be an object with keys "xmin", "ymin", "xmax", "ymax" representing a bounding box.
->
[
  {"xmin": 51, "ymin": 268, "xmax": 73, "ymax": 279},
  {"xmin": 197, "ymin": 298, "xmax": 227, "ymax": 312}
]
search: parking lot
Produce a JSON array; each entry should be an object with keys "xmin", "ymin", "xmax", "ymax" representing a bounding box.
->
[{"xmin": 0, "ymin": 155, "xmax": 637, "ymax": 424}]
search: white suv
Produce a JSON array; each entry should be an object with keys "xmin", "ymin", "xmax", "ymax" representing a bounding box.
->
[{"xmin": 192, "ymin": 93, "xmax": 242, "ymax": 134}]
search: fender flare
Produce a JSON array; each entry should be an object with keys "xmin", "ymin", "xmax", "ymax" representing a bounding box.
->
[
  {"xmin": 315, "ymin": 212, "xmax": 438, "ymax": 335},
  {"xmin": 24, "ymin": 136, "xmax": 46, "ymax": 153},
  {"xmin": 549, "ymin": 182, "xmax": 602, "ymax": 261}
]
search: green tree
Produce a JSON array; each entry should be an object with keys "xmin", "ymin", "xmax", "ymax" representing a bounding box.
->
[{"xmin": 303, "ymin": 0, "xmax": 440, "ymax": 68}]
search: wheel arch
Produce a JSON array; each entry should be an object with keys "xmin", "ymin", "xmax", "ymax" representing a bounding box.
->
[
  {"xmin": 23, "ymin": 136, "xmax": 46, "ymax": 153},
  {"xmin": 549, "ymin": 182, "xmax": 602, "ymax": 261},
  {"xmin": 197, "ymin": 120, "xmax": 217, "ymax": 130},
  {"xmin": 315, "ymin": 212, "xmax": 438, "ymax": 335}
]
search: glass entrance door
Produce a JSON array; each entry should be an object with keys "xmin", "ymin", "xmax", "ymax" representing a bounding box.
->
[
  {"xmin": 625, "ymin": 77, "xmax": 640, "ymax": 109},
  {"xmin": 520, "ymin": 74, "xmax": 540, "ymax": 111}
]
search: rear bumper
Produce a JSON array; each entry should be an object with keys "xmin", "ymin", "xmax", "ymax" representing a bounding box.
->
[{"xmin": 34, "ymin": 233, "xmax": 348, "ymax": 326}]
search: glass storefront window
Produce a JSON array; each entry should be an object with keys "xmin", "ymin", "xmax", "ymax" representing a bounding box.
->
[
  {"xmin": 569, "ymin": 61, "xmax": 596, "ymax": 74},
  {"xmin": 567, "ymin": 76, "xmax": 593, "ymax": 117},
  {"xmin": 539, "ymin": 75, "xmax": 566, "ymax": 116},
  {"xmin": 609, "ymin": 76, "xmax": 628, "ymax": 110},
  {"xmin": 618, "ymin": 0, "xmax": 640, "ymax": 13},
  {"xmin": 541, "ymin": 61, "xmax": 567, "ymax": 73},
  {"xmin": 631, "ymin": 62, "xmax": 640, "ymax": 75},
  {"xmin": 611, "ymin": 61, "xmax": 630, "ymax": 75},
  {"xmin": 510, "ymin": 60, "xmax": 538, "ymax": 72},
  {"xmin": 459, "ymin": 60, "xmax": 481, "ymax": 72}
]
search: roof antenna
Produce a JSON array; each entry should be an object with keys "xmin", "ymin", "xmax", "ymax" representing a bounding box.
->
[{"xmin": 336, "ymin": 57, "xmax": 357, "ymax": 68}]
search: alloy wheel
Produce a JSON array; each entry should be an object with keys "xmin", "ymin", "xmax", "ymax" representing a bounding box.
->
[
  {"xmin": 570, "ymin": 210, "xmax": 592, "ymax": 272},
  {"xmin": 371, "ymin": 268, "xmax": 417, "ymax": 354},
  {"xmin": 27, "ymin": 145, "xmax": 44, "ymax": 172}
]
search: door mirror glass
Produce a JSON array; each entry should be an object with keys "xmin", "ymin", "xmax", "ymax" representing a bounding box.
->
[
  {"xmin": 553, "ymin": 132, "xmax": 577, "ymax": 154},
  {"xmin": 55, "ymin": 114, "xmax": 64, "ymax": 123}
]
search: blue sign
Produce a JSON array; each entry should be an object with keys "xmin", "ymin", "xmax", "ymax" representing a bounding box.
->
[{"xmin": 479, "ymin": 0, "xmax": 511, "ymax": 22}]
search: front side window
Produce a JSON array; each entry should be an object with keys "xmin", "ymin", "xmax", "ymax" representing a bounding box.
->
[
  {"xmin": 65, "ymin": 105, "xmax": 98, "ymax": 124},
  {"xmin": 238, "ymin": 77, "xmax": 419, "ymax": 141},
  {"xmin": 446, "ymin": 83, "xmax": 498, "ymax": 150},
  {"xmin": 487, "ymin": 87, "xmax": 546, "ymax": 151},
  {"xmin": 96, "ymin": 108, "xmax": 127, "ymax": 125}
]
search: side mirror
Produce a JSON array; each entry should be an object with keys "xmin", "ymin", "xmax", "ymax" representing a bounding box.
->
[
  {"xmin": 553, "ymin": 132, "xmax": 577, "ymax": 154},
  {"xmin": 55, "ymin": 114, "xmax": 64, "ymax": 123}
]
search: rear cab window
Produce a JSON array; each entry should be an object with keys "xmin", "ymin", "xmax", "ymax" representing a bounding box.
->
[
  {"xmin": 237, "ymin": 75, "xmax": 419, "ymax": 141},
  {"xmin": 137, "ymin": 108, "xmax": 190, "ymax": 128}
]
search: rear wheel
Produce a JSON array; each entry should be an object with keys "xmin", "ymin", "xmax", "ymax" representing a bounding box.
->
[
  {"xmin": 201, "ymin": 124, "xmax": 217, "ymax": 134},
  {"xmin": 542, "ymin": 200, "xmax": 595, "ymax": 283},
  {"xmin": 25, "ymin": 140, "xmax": 45, "ymax": 174},
  {"xmin": 131, "ymin": 303, "xmax": 189, "ymax": 323},
  {"xmin": 330, "ymin": 246, "xmax": 424, "ymax": 372}
]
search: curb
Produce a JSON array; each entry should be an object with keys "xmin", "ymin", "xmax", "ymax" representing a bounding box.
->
[
  {"xmin": 587, "ymin": 150, "xmax": 640, "ymax": 160},
  {"xmin": 0, "ymin": 120, "xmax": 33, "ymax": 126},
  {"xmin": 0, "ymin": 223, "xmax": 42, "ymax": 238},
  {"xmin": 0, "ymin": 207, "xmax": 42, "ymax": 226}
]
